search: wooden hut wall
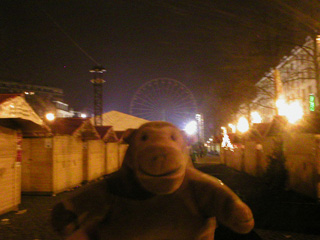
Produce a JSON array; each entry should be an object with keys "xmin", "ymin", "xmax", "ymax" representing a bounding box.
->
[
  {"xmin": 226, "ymin": 147, "xmax": 243, "ymax": 172},
  {"xmin": 105, "ymin": 142, "xmax": 119, "ymax": 174},
  {"xmin": 260, "ymin": 137, "xmax": 275, "ymax": 172},
  {"xmin": 86, "ymin": 140, "xmax": 105, "ymax": 181},
  {"xmin": 53, "ymin": 136, "xmax": 83, "ymax": 194},
  {"xmin": 0, "ymin": 126, "xmax": 20, "ymax": 215},
  {"xmin": 239, "ymin": 137, "xmax": 274, "ymax": 177},
  {"xmin": 242, "ymin": 141, "xmax": 257, "ymax": 176},
  {"xmin": 118, "ymin": 143, "xmax": 128, "ymax": 167},
  {"xmin": 283, "ymin": 133, "xmax": 318, "ymax": 198},
  {"xmin": 222, "ymin": 139, "xmax": 271, "ymax": 178},
  {"xmin": 221, "ymin": 133, "xmax": 319, "ymax": 199},
  {"xmin": 221, "ymin": 148, "xmax": 233, "ymax": 167},
  {"xmin": 21, "ymin": 138, "xmax": 53, "ymax": 193},
  {"xmin": 316, "ymin": 136, "xmax": 320, "ymax": 200},
  {"xmin": 82, "ymin": 142, "xmax": 88, "ymax": 182}
]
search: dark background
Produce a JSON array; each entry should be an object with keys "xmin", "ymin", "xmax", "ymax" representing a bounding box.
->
[{"xmin": 1, "ymin": 0, "xmax": 319, "ymax": 115}]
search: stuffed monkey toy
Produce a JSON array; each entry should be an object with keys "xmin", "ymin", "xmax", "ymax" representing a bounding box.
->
[{"xmin": 51, "ymin": 121, "xmax": 254, "ymax": 240}]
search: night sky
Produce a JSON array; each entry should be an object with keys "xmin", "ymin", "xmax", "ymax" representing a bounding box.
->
[{"xmin": 1, "ymin": 0, "xmax": 319, "ymax": 115}]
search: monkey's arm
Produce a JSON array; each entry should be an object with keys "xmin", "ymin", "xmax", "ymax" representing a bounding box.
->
[
  {"xmin": 187, "ymin": 168, "xmax": 254, "ymax": 234},
  {"xmin": 51, "ymin": 179, "xmax": 114, "ymax": 238}
]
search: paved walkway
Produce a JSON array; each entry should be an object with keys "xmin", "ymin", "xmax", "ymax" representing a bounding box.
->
[{"xmin": 0, "ymin": 156, "xmax": 319, "ymax": 240}]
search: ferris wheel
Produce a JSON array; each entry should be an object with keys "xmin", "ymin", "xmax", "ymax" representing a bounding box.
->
[{"xmin": 129, "ymin": 78, "xmax": 198, "ymax": 129}]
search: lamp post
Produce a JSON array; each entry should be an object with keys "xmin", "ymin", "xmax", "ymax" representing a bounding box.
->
[
  {"xmin": 237, "ymin": 117, "xmax": 249, "ymax": 133},
  {"xmin": 45, "ymin": 112, "xmax": 55, "ymax": 121}
]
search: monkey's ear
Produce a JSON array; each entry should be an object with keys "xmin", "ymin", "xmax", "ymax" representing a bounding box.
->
[{"xmin": 122, "ymin": 128, "xmax": 137, "ymax": 144}]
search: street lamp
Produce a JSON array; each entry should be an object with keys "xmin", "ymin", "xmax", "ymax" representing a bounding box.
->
[
  {"xmin": 251, "ymin": 112, "xmax": 262, "ymax": 124},
  {"xmin": 228, "ymin": 123, "xmax": 236, "ymax": 133},
  {"xmin": 184, "ymin": 120, "xmax": 197, "ymax": 135},
  {"xmin": 276, "ymin": 96, "xmax": 304, "ymax": 124},
  {"xmin": 237, "ymin": 117, "xmax": 249, "ymax": 133},
  {"xmin": 45, "ymin": 113, "xmax": 55, "ymax": 121}
]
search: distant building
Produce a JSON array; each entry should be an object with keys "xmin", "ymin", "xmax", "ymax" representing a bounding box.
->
[
  {"xmin": 0, "ymin": 80, "xmax": 64, "ymax": 100},
  {"xmin": 0, "ymin": 80, "xmax": 79, "ymax": 118},
  {"xmin": 254, "ymin": 71, "xmax": 276, "ymax": 123},
  {"xmin": 195, "ymin": 113, "xmax": 205, "ymax": 143},
  {"xmin": 255, "ymin": 35, "xmax": 320, "ymax": 122}
]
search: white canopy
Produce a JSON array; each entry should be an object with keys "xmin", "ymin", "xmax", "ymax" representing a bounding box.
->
[{"xmin": 99, "ymin": 111, "xmax": 149, "ymax": 131}]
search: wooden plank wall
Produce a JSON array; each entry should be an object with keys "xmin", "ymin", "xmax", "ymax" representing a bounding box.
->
[
  {"xmin": 105, "ymin": 143, "xmax": 119, "ymax": 174},
  {"xmin": 0, "ymin": 126, "xmax": 20, "ymax": 215},
  {"xmin": 284, "ymin": 134, "xmax": 317, "ymax": 198},
  {"xmin": 243, "ymin": 141, "xmax": 260, "ymax": 177},
  {"xmin": 118, "ymin": 144, "xmax": 128, "ymax": 167},
  {"xmin": 222, "ymin": 134, "xmax": 319, "ymax": 199},
  {"xmin": 53, "ymin": 136, "xmax": 83, "ymax": 194},
  {"xmin": 87, "ymin": 140, "xmax": 105, "ymax": 181},
  {"xmin": 21, "ymin": 138, "xmax": 53, "ymax": 193}
]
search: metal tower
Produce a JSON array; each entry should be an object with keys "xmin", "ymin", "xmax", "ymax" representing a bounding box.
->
[{"xmin": 90, "ymin": 66, "xmax": 106, "ymax": 126}]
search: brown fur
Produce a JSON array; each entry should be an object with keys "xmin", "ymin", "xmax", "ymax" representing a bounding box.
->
[
  {"xmin": 52, "ymin": 121, "xmax": 254, "ymax": 240},
  {"xmin": 122, "ymin": 121, "xmax": 190, "ymax": 194}
]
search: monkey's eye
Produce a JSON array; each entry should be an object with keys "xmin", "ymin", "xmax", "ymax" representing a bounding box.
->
[
  {"xmin": 141, "ymin": 134, "xmax": 148, "ymax": 141},
  {"xmin": 171, "ymin": 134, "xmax": 177, "ymax": 141}
]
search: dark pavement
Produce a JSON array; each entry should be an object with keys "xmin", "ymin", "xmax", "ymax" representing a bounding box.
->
[
  {"xmin": 194, "ymin": 155, "xmax": 320, "ymax": 240},
  {"xmin": 0, "ymin": 155, "xmax": 319, "ymax": 240}
]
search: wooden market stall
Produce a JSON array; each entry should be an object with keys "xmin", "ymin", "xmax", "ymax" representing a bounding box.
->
[
  {"xmin": 98, "ymin": 111, "xmax": 149, "ymax": 171},
  {"xmin": 0, "ymin": 125, "xmax": 21, "ymax": 215},
  {"xmin": 81, "ymin": 126, "xmax": 110, "ymax": 182},
  {"xmin": 222, "ymin": 115, "xmax": 320, "ymax": 199},
  {"xmin": 22, "ymin": 118, "xmax": 98, "ymax": 195},
  {"xmin": 0, "ymin": 94, "xmax": 49, "ymax": 214},
  {"xmin": 115, "ymin": 130, "xmax": 129, "ymax": 169},
  {"xmin": 95, "ymin": 126, "xmax": 120, "ymax": 174}
]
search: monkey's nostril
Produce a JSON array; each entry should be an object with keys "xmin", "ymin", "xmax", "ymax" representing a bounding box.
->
[
  {"xmin": 151, "ymin": 154, "xmax": 167, "ymax": 163},
  {"xmin": 152, "ymin": 154, "xmax": 166, "ymax": 162}
]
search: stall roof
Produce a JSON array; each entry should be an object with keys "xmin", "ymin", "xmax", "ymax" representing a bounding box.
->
[
  {"xmin": 0, "ymin": 94, "xmax": 50, "ymax": 136},
  {"xmin": 265, "ymin": 115, "xmax": 288, "ymax": 136},
  {"xmin": 115, "ymin": 131, "xmax": 125, "ymax": 141},
  {"xmin": 253, "ymin": 122, "xmax": 271, "ymax": 137},
  {"xmin": 241, "ymin": 122, "xmax": 273, "ymax": 141},
  {"xmin": 95, "ymin": 126, "xmax": 118, "ymax": 142},
  {"xmin": 98, "ymin": 111, "xmax": 149, "ymax": 131},
  {"xmin": 48, "ymin": 118, "xmax": 99, "ymax": 140}
]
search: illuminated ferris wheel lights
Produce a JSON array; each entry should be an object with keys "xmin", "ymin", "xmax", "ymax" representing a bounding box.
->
[{"xmin": 130, "ymin": 78, "xmax": 197, "ymax": 128}]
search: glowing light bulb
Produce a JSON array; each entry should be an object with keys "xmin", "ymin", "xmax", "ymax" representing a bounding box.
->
[
  {"xmin": 286, "ymin": 101, "xmax": 303, "ymax": 124},
  {"xmin": 228, "ymin": 123, "xmax": 236, "ymax": 133},
  {"xmin": 184, "ymin": 121, "xmax": 197, "ymax": 135},
  {"xmin": 276, "ymin": 96, "xmax": 304, "ymax": 123},
  {"xmin": 276, "ymin": 97, "xmax": 287, "ymax": 116},
  {"xmin": 251, "ymin": 112, "xmax": 262, "ymax": 124},
  {"xmin": 46, "ymin": 113, "xmax": 55, "ymax": 121},
  {"xmin": 237, "ymin": 117, "xmax": 249, "ymax": 133}
]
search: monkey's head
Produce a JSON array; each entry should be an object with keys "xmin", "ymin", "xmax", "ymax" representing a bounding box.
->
[{"xmin": 122, "ymin": 121, "xmax": 190, "ymax": 195}]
